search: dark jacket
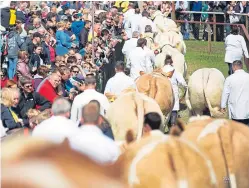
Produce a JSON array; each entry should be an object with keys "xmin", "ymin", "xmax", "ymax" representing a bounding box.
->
[
  {"xmin": 1, "ymin": 104, "xmax": 22, "ymax": 130},
  {"xmin": 29, "ymin": 53, "xmax": 42, "ymax": 74},
  {"xmin": 16, "ymin": 91, "xmax": 51, "ymax": 119},
  {"xmin": 80, "ymin": 27, "xmax": 89, "ymax": 48},
  {"xmin": 16, "ymin": 10, "xmax": 26, "ymax": 23},
  {"xmin": 41, "ymin": 41, "xmax": 51, "ymax": 65},
  {"xmin": 0, "ymin": 7, "xmax": 10, "ymax": 28}
]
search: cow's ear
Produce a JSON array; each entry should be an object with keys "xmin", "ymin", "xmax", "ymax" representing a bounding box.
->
[
  {"xmin": 125, "ymin": 129, "xmax": 135, "ymax": 144},
  {"xmin": 169, "ymin": 119, "xmax": 185, "ymax": 136}
]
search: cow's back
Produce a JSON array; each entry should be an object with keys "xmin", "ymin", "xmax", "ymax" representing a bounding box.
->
[{"xmin": 136, "ymin": 73, "xmax": 174, "ymax": 115}]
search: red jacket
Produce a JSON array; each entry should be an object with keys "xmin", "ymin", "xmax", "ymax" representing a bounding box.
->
[{"xmin": 38, "ymin": 79, "xmax": 58, "ymax": 103}]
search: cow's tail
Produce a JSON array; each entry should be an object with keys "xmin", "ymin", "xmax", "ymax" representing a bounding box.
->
[
  {"xmin": 148, "ymin": 75, "xmax": 157, "ymax": 100},
  {"xmin": 133, "ymin": 93, "xmax": 145, "ymax": 140},
  {"xmin": 218, "ymin": 123, "xmax": 237, "ymax": 188},
  {"xmin": 185, "ymin": 87, "xmax": 193, "ymax": 115}
]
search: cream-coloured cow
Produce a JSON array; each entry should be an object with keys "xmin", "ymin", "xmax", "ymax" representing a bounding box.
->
[
  {"xmin": 185, "ymin": 68, "xmax": 226, "ymax": 118},
  {"xmin": 136, "ymin": 72, "xmax": 174, "ymax": 123},
  {"xmin": 154, "ymin": 45, "xmax": 187, "ymax": 77},
  {"xmin": 178, "ymin": 117, "xmax": 249, "ymax": 188},
  {"xmin": 106, "ymin": 91, "xmax": 164, "ymax": 141},
  {"xmin": 115, "ymin": 131, "xmax": 218, "ymax": 188}
]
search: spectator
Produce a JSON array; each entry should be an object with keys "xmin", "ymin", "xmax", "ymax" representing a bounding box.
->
[
  {"xmin": 16, "ymin": 50, "xmax": 32, "ymax": 81},
  {"xmin": 46, "ymin": 12, "xmax": 57, "ymax": 27},
  {"xmin": 88, "ymin": 23, "xmax": 101, "ymax": 42},
  {"xmin": 190, "ymin": 1, "xmax": 202, "ymax": 40},
  {"xmin": 104, "ymin": 61, "xmax": 136, "ymax": 100},
  {"xmin": 71, "ymin": 13, "xmax": 85, "ymax": 41},
  {"xmin": 127, "ymin": 38, "xmax": 151, "ymax": 80},
  {"xmin": 1, "ymin": 88, "xmax": 23, "ymax": 130},
  {"xmin": 34, "ymin": 65, "xmax": 50, "ymax": 90},
  {"xmin": 38, "ymin": 73, "xmax": 61, "ymax": 103},
  {"xmin": 32, "ymin": 97, "xmax": 78, "ymax": 143},
  {"xmin": 221, "ymin": 60, "xmax": 249, "ymax": 126},
  {"xmin": 27, "ymin": 32, "xmax": 43, "ymax": 54},
  {"xmin": 29, "ymin": 45, "xmax": 44, "ymax": 75},
  {"xmin": 17, "ymin": 76, "xmax": 51, "ymax": 120},
  {"xmin": 56, "ymin": 22, "xmax": 76, "ymax": 56},
  {"xmin": 176, "ymin": 1, "xmax": 189, "ymax": 40},
  {"xmin": 41, "ymin": 33, "xmax": 55, "ymax": 66},
  {"xmin": 9, "ymin": 1, "xmax": 17, "ymax": 26},
  {"xmin": 71, "ymin": 75, "xmax": 110, "ymax": 123},
  {"xmin": 80, "ymin": 20, "xmax": 91, "ymax": 48},
  {"xmin": 15, "ymin": 20, "xmax": 27, "ymax": 43},
  {"xmin": 7, "ymin": 25, "xmax": 24, "ymax": 79},
  {"xmin": 0, "ymin": 68, "xmax": 9, "ymax": 88},
  {"xmin": 6, "ymin": 80, "xmax": 17, "ymax": 88},
  {"xmin": 225, "ymin": 25, "xmax": 249, "ymax": 75},
  {"xmin": 69, "ymin": 102, "xmax": 120, "ymax": 164},
  {"xmin": 16, "ymin": 3, "xmax": 26, "ymax": 24}
]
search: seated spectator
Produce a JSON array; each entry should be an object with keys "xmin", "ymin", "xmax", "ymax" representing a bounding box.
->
[
  {"xmin": 69, "ymin": 102, "xmax": 120, "ymax": 164},
  {"xmin": 16, "ymin": 50, "xmax": 32, "ymax": 81},
  {"xmin": 38, "ymin": 73, "xmax": 61, "ymax": 103},
  {"xmin": 5, "ymin": 80, "xmax": 17, "ymax": 88},
  {"xmin": 1, "ymin": 68, "xmax": 9, "ymax": 88},
  {"xmin": 16, "ymin": 77, "xmax": 51, "ymax": 120},
  {"xmin": 32, "ymin": 98, "xmax": 78, "ymax": 143},
  {"xmin": 1, "ymin": 88, "xmax": 23, "ymax": 130},
  {"xmin": 34, "ymin": 65, "xmax": 50, "ymax": 90}
]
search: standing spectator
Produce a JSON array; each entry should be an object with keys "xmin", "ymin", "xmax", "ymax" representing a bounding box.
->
[
  {"xmin": 16, "ymin": 77, "xmax": 51, "ymax": 120},
  {"xmin": 46, "ymin": 12, "xmax": 57, "ymax": 27},
  {"xmin": 69, "ymin": 102, "xmax": 120, "ymax": 165},
  {"xmin": 55, "ymin": 22, "xmax": 76, "ymax": 56},
  {"xmin": 71, "ymin": 13, "xmax": 85, "ymax": 42},
  {"xmin": 80, "ymin": 20, "xmax": 91, "ymax": 48},
  {"xmin": 9, "ymin": 1, "xmax": 17, "ymax": 26},
  {"xmin": 7, "ymin": 26, "xmax": 24, "ymax": 79},
  {"xmin": 1, "ymin": 88, "xmax": 23, "ymax": 130},
  {"xmin": 104, "ymin": 61, "xmax": 136, "ymax": 100},
  {"xmin": 190, "ymin": 1, "xmax": 202, "ymax": 40},
  {"xmin": 32, "ymin": 98, "xmax": 78, "ymax": 143},
  {"xmin": 176, "ymin": 1, "xmax": 189, "ymax": 40},
  {"xmin": 88, "ymin": 23, "xmax": 101, "ymax": 42},
  {"xmin": 221, "ymin": 60, "xmax": 249, "ymax": 126},
  {"xmin": 29, "ymin": 45, "xmax": 44, "ymax": 75},
  {"xmin": 38, "ymin": 73, "xmax": 61, "ymax": 103},
  {"xmin": 127, "ymin": 38, "xmax": 151, "ymax": 80},
  {"xmin": 41, "ymin": 33, "xmax": 55, "ymax": 65},
  {"xmin": 71, "ymin": 76, "xmax": 110, "ymax": 123},
  {"xmin": 225, "ymin": 25, "xmax": 249, "ymax": 75},
  {"xmin": 16, "ymin": 3, "xmax": 26, "ymax": 24},
  {"xmin": 16, "ymin": 50, "xmax": 32, "ymax": 81},
  {"xmin": 27, "ymin": 32, "xmax": 43, "ymax": 55},
  {"xmin": 15, "ymin": 20, "xmax": 27, "ymax": 43}
]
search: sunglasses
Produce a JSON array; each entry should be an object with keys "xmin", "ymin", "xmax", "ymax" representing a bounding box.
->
[
  {"xmin": 72, "ymin": 71, "xmax": 79, "ymax": 74},
  {"xmin": 24, "ymin": 84, "xmax": 33, "ymax": 88}
]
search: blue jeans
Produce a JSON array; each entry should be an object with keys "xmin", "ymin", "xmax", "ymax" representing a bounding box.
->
[
  {"xmin": 8, "ymin": 57, "xmax": 18, "ymax": 79},
  {"xmin": 181, "ymin": 19, "xmax": 189, "ymax": 40}
]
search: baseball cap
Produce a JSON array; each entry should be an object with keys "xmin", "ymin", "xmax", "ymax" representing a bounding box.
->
[{"xmin": 162, "ymin": 65, "xmax": 175, "ymax": 74}]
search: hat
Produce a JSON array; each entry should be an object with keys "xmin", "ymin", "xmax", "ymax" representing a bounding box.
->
[
  {"xmin": 33, "ymin": 32, "xmax": 43, "ymax": 38},
  {"xmin": 162, "ymin": 65, "xmax": 175, "ymax": 74}
]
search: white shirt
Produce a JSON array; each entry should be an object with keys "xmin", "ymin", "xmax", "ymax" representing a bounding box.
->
[
  {"xmin": 104, "ymin": 72, "xmax": 136, "ymax": 96},
  {"xmin": 221, "ymin": 69, "xmax": 249, "ymax": 119},
  {"xmin": 130, "ymin": 14, "xmax": 142, "ymax": 34},
  {"xmin": 127, "ymin": 47, "xmax": 151, "ymax": 80},
  {"xmin": 69, "ymin": 125, "xmax": 120, "ymax": 165},
  {"xmin": 225, "ymin": 34, "xmax": 249, "ymax": 63},
  {"xmin": 123, "ymin": 9, "xmax": 135, "ymax": 39},
  {"xmin": 122, "ymin": 38, "xmax": 138, "ymax": 57},
  {"xmin": 139, "ymin": 17, "xmax": 157, "ymax": 33},
  {"xmin": 32, "ymin": 116, "xmax": 78, "ymax": 144},
  {"xmin": 144, "ymin": 46, "xmax": 155, "ymax": 70},
  {"xmin": 70, "ymin": 89, "xmax": 110, "ymax": 123},
  {"xmin": 169, "ymin": 71, "xmax": 187, "ymax": 111}
]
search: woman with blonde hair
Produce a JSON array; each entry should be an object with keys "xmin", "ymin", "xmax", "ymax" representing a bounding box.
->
[
  {"xmin": 1, "ymin": 88, "xmax": 23, "ymax": 130},
  {"xmin": 55, "ymin": 22, "xmax": 76, "ymax": 56}
]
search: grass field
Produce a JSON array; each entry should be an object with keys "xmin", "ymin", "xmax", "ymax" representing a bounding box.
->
[
  {"xmin": 184, "ymin": 40, "xmax": 227, "ymax": 77},
  {"xmin": 178, "ymin": 40, "xmax": 226, "ymax": 122}
]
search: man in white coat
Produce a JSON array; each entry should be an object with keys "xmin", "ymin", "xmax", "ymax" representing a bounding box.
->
[
  {"xmin": 162, "ymin": 65, "xmax": 187, "ymax": 127},
  {"xmin": 221, "ymin": 60, "xmax": 249, "ymax": 126},
  {"xmin": 122, "ymin": 31, "xmax": 139, "ymax": 58}
]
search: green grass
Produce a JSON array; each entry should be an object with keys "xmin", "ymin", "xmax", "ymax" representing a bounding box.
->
[{"xmin": 185, "ymin": 40, "xmax": 227, "ymax": 77}]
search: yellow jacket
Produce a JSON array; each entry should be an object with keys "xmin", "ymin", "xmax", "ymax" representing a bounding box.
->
[
  {"xmin": 88, "ymin": 31, "xmax": 98, "ymax": 42},
  {"xmin": 114, "ymin": 1, "xmax": 129, "ymax": 13},
  {"xmin": 9, "ymin": 9, "xmax": 16, "ymax": 25}
]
